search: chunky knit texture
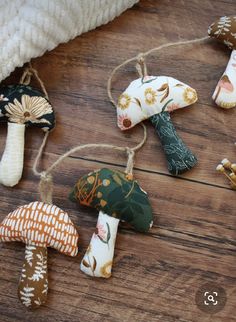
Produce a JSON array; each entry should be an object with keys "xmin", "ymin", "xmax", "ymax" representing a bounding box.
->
[{"xmin": 0, "ymin": 0, "xmax": 138, "ymax": 81}]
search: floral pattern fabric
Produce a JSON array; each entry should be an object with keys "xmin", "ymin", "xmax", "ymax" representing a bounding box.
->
[
  {"xmin": 0, "ymin": 84, "xmax": 55, "ymax": 131},
  {"xmin": 70, "ymin": 168, "xmax": 153, "ymax": 233},
  {"xmin": 80, "ymin": 211, "xmax": 119, "ymax": 278},
  {"xmin": 116, "ymin": 76, "xmax": 198, "ymax": 130},
  {"xmin": 150, "ymin": 112, "xmax": 197, "ymax": 175},
  {"xmin": 208, "ymin": 16, "xmax": 236, "ymax": 109}
]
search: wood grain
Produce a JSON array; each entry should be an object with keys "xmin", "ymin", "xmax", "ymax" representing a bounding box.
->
[{"xmin": 0, "ymin": 1, "xmax": 235, "ymax": 321}]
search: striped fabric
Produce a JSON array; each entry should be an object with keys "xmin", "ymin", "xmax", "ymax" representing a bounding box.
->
[{"xmin": 0, "ymin": 201, "xmax": 78, "ymax": 257}]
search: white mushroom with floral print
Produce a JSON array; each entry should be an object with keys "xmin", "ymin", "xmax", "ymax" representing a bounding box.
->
[
  {"xmin": 0, "ymin": 84, "xmax": 55, "ymax": 187},
  {"xmin": 116, "ymin": 76, "xmax": 198, "ymax": 175}
]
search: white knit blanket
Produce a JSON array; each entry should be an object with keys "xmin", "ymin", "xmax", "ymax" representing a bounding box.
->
[{"xmin": 0, "ymin": 0, "xmax": 138, "ymax": 82}]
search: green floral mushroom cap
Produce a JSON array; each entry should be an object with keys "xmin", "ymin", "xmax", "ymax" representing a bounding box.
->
[
  {"xmin": 70, "ymin": 168, "xmax": 153, "ymax": 232},
  {"xmin": 0, "ymin": 84, "xmax": 55, "ymax": 131}
]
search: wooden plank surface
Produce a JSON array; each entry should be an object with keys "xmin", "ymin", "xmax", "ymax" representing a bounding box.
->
[{"xmin": 0, "ymin": 0, "xmax": 235, "ymax": 321}]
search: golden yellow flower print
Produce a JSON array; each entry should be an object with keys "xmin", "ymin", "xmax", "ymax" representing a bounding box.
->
[
  {"xmin": 183, "ymin": 88, "xmax": 198, "ymax": 104},
  {"xmin": 100, "ymin": 261, "xmax": 112, "ymax": 278},
  {"xmin": 5, "ymin": 94, "xmax": 53, "ymax": 124},
  {"xmin": 87, "ymin": 176, "xmax": 95, "ymax": 184},
  {"xmin": 118, "ymin": 93, "xmax": 131, "ymax": 110},
  {"xmin": 144, "ymin": 88, "xmax": 157, "ymax": 105}
]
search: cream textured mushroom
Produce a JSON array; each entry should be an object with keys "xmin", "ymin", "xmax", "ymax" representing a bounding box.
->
[
  {"xmin": 0, "ymin": 84, "xmax": 55, "ymax": 187},
  {"xmin": 0, "ymin": 201, "xmax": 79, "ymax": 309},
  {"xmin": 208, "ymin": 16, "xmax": 236, "ymax": 108}
]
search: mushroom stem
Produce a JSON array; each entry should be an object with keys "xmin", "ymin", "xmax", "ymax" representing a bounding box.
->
[
  {"xmin": 80, "ymin": 211, "xmax": 119, "ymax": 278},
  {"xmin": 150, "ymin": 111, "xmax": 197, "ymax": 175},
  {"xmin": 213, "ymin": 50, "xmax": 236, "ymax": 109},
  {"xmin": 18, "ymin": 245, "xmax": 48, "ymax": 309},
  {"xmin": 0, "ymin": 122, "xmax": 25, "ymax": 187}
]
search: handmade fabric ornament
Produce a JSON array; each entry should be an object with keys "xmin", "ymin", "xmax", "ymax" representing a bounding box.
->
[
  {"xmin": 216, "ymin": 158, "xmax": 236, "ymax": 189},
  {"xmin": 0, "ymin": 68, "xmax": 55, "ymax": 187},
  {"xmin": 113, "ymin": 74, "xmax": 198, "ymax": 175},
  {"xmin": 70, "ymin": 167, "xmax": 153, "ymax": 278},
  {"xmin": 106, "ymin": 38, "xmax": 210, "ymax": 175},
  {"xmin": 31, "ymin": 119, "xmax": 148, "ymax": 278},
  {"xmin": 208, "ymin": 16, "xmax": 236, "ymax": 108},
  {"xmin": 0, "ymin": 201, "xmax": 79, "ymax": 309}
]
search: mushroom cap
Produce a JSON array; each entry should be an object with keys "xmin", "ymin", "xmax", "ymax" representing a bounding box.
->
[
  {"xmin": 116, "ymin": 76, "xmax": 198, "ymax": 131},
  {"xmin": 0, "ymin": 84, "xmax": 55, "ymax": 131},
  {"xmin": 0, "ymin": 201, "xmax": 78, "ymax": 256},
  {"xmin": 208, "ymin": 16, "xmax": 236, "ymax": 50},
  {"xmin": 70, "ymin": 168, "xmax": 153, "ymax": 232}
]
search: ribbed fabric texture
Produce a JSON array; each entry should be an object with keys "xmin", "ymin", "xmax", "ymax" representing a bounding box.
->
[{"xmin": 0, "ymin": 0, "xmax": 138, "ymax": 81}]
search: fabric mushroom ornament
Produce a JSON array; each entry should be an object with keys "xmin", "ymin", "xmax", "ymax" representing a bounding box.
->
[
  {"xmin": 208, "ymin": 16, "xmax": 236, "ymax": 108},
  {"xmin": 0, "ymin": 84, "xmax": 55, "ymax": 187},
  {"xmin": 70, "ymin": 168, "xmax": 153, "ymax": 278},
  {"xmin": 0, "ymin": 201, "xmax": 79, "ymax": 309},
  {"xmin": 117, "ymin": 76, "xmax": 198, "ymax": 175}
]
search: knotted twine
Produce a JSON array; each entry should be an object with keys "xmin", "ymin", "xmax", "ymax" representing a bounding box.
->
[{"xmin": 32, "ymin": 35, "xmax": 210, "ymax": 204}]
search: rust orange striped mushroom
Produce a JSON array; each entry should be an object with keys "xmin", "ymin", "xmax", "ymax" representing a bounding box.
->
[{"xmin": 0, "ymin": 201, "xmax": 79, "ymax": 309}]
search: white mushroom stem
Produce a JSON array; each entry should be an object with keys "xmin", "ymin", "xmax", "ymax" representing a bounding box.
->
[
  {"xmin": 0, "ymin": 122, "xmax": 25, "ymax": 187},
  {"xmin": 213, "ymin": 50, "xmax": 236, "ymax": 108},
  {"xmin": 80, "ymin": 211, "xmax": 119, "ymax": 278}
]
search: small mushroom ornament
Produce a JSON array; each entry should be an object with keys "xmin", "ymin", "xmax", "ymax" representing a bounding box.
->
[
  {"xmin": 0, "ymin": 84, "xmax": 55, "ymax": 187},
  {"xmin": 216, "ymin": 158, "xmax": 236, "ymax": 189},
  {"xmin": 0, "ymin": 201, "xmax": 79, "ymax": 309},
  {"xmin": 70, "ymin": 168, "xmax": 153, "ymax": 278},
  {"xmin": 117, "ymin": 76, "xmax": 198, "ymax": 175},
  {"xmin": 208, "ymin": 16, "xmax": 236, "ymax": 108}
]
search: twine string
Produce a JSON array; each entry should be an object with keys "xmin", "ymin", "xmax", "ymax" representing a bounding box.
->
[
  {"xmin": 107, "ymin": 36, "xmax": 209, "ymax": 108},
  {"xmin": 33, "ymin": 35, "xmax": 210, "ymax": 203},
  {"xmin": 33, "ymin": 123, "xmax": 147, "ymax": 203},
  {"xmin": 135, "ymin": 53, "xmax": 148, "ymax": 78},
  {"xmin": 20, "ymin": 62, "xmax": 49, "ymax": 99},
  {"xmin": 20, "ymin": 63, "xmax": 52, "ymax": 202}
]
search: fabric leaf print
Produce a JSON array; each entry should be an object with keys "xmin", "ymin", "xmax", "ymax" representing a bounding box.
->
[
  {"xmin": 25, "ymin": 245, "xmax": 36, "ymax": 266},
  {"xmin": 29, "ymin": 252, "xmax": 47, "ymax": 282},
  {"xmin": 160, "ymin": 86, "xmax": 169, "ymax": 103},
  {"xmin": 82, "ymin": 259, "xmax": 90, "ymax": 268},
  {"xmin": 134, "ymin": 97, "xmax": 142, "ymax": 109},
  {"xmin": 19, "ymin": 286, "xmax": 35, "ymax": 307},
  {"xmin": 160, "ymin": 99, "xmax": 173, "ymax": 112},
  {"xmin": 92, "ymin": 256, "xmax": 97, "ymax": 272},
  {"xmin": 112, "ymin": 173, "xmax": 123, "ymax": 186},
  {"xmin": 149, "ymin": 112, "xmax": 197, "ymax": 175},
  {"xmin": 141, "ymin": 76, "xmax": 158, "ymax": 84},
  {"xmin": 157, "ymin": 83, "xmax": 168, "ymax": 91}
]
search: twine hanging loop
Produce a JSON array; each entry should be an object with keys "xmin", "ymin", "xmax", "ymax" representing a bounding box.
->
[
  {"xmin": 136, "ymin": 53, "xmax": 148, "ymax": 78},
  {"xmin": 39, "ymin": 172, "xmax": 53, "ymax": 204}
]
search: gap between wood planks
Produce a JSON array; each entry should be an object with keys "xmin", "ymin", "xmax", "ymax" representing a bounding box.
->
[{"xmin": 25, "ymin": 147, "xmax": 233, "ymax": 192}]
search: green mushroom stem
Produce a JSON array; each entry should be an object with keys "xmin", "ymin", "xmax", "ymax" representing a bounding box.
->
[{"xmin": 150, "ymin": 112, "xmax": 197, "ymax": 175}]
